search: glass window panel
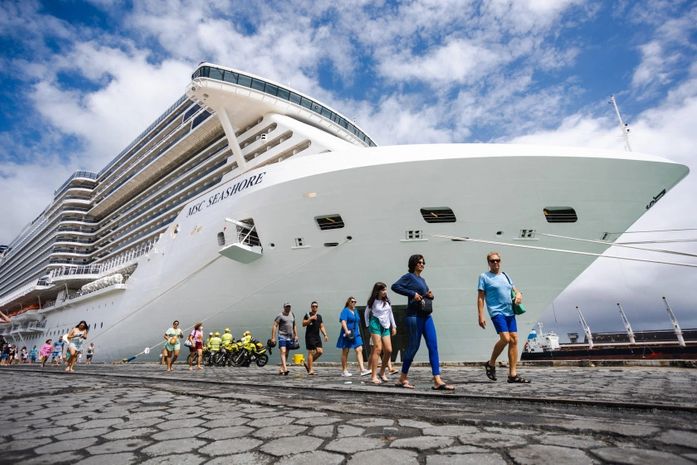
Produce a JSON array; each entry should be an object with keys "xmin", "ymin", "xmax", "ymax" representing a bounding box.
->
[
  {"xmin": 209, "ymin": 67, "xmax": 223, "ymax": 80},
  {"xmin": 300, "ymin": 97, "xmax": 313, "ymax": 109},
  {"xmin": 278, "ymin": 88, "xmax": 290, "ymax": 100},
  {"xmin": 251, "ymin": 79, "xmax": 265, "ymax": 91},
  {"xmin": 264, "ymin": 83, "xmax": 278, "ymax": 96},
  {"xmin": 289, "ymin": 92, "xmax": 301, "ymax": 104},
  {"xmin": 237, "ymin": 75, "xmax": 252, "ymax": 87}
]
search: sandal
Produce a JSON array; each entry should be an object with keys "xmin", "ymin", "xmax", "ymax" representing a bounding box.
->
[
  {"xmin": 507, "ymin": 375, "xmax": 530, "ymax": 384},
  {"xmin": 370, "ymin": 378, "xmax": 382, "ymax": 385},
  {"xmin": 380, "ymin": 374, "xmax": 389, "ymax": 382},
  {"xmin": 395, "ymin": 381, "xmax": 415, "ymax": 389},
  {"xmin": 485, "ymin": 361, "xmax": 497, "ymax": 381},
  {"xmin": 432, "ymin": 383, "xmax": 455, "ymax": 391}
]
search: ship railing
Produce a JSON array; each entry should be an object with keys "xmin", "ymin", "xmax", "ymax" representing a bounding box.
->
[{"xmin": 48, "ymin": 240, "xmax": 155, "ymax": 282}]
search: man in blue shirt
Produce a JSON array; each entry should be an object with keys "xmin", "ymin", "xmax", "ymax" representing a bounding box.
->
[{"xmin": 477, "ymin": 251, "xmax": 530, "ymax": 383}]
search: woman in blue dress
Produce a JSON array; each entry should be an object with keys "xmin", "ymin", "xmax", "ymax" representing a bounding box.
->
[
  {"xmin": 336, "ymin": 296, "xmax": 370, "ymax": 377},
  {"xmin": 391, "ymin": 254, "xmax": 454, "ymax": 390}
]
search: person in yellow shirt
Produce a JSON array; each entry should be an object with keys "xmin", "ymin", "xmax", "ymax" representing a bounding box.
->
[
  {"xmin": 209, "ymin": 332, "xmax": 222, "ymax": 353},
  {"xmin": 221, "ymin": 328, "xmax": 234, "ymax": 349}
]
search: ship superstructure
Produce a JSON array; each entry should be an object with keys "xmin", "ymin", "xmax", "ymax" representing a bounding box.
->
[{"xmin": 0, "ymin": 63, "xmax": 689, "ymax": 362}]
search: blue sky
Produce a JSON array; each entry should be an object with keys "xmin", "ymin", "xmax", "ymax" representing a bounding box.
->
[{"xmin": 1, "ymin": 0, "xmax": 697, "ymax": 338}]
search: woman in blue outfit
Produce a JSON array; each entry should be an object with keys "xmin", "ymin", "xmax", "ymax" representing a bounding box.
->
[
  {"xmin": 391, "ymin": 254, "xmax": 454, "ymax": 390},
  {"xmin": 336, "ymin": 296, "xmax": 370, "ymax": 377}
]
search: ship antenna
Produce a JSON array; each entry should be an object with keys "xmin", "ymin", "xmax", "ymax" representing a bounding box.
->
[
  {"xmin": 616, "ymin": 303, "xmax": 636, "ymax": 344},
  {"xmin": 576, "ymin": 306, "xmax": 594, "ymax": 349},
  {"xmin": 662, "ymin": 297, "xmax": 686, "ymax": 347},
  {"xmin": 609, "ymin": 95, "xmax": 632, "ymax": 152}
]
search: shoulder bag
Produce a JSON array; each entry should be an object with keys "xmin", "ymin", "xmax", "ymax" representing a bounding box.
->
[{"xmin": 502, "ymin": 272, "xmax": 526, "ymax": 315}]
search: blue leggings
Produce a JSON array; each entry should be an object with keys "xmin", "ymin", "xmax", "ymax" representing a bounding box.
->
[{"xmin": 401, "ymin": 315, "xmax": 440, "ymax": 376}]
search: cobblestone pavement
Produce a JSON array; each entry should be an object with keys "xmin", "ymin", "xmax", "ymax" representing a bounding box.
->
[{"xmin": 1, "ymin": 363, "xmax": 696, "ymax": 464}]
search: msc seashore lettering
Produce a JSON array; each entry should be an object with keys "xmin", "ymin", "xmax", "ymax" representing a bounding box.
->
[{"xmin": 186, "ymin": 172, "xmax": 266, "ymax": 217}]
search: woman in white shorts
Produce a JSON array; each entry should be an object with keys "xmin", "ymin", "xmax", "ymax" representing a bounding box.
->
[{"xmin": 65, "ymin": 321, "xmax": 89, "ymax": 372}]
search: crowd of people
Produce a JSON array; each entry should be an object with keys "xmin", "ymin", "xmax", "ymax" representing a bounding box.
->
[
  {"xmin": 3, "ymin": 252, "xmax": 530, "ymax": 386},
  {"xmin": 0, "ymin": 321, "xmax": 95, "ymax": 371}
]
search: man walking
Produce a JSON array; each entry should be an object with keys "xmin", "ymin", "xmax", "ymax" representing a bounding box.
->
[
  {"xmin": 271, "ymin": 303, "xmax": 297, "ymax": 375},
  {"xmin": 477, "ymin": 252, "xmax": 530, "ymax": 383},
  {"xmin": 303, "ymin": 301, "xmax": 328, "ymax": 375}
]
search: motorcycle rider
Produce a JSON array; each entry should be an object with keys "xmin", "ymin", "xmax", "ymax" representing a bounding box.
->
[
  {"xmin": 221, "ymin": 328, "xmax": 234, "ymax": 349},
  {"xmin": 209, "ymin": 331, "xmax": 222, "ymax": 354}
]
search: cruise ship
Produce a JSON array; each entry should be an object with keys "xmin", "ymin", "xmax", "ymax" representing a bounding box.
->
[{"xmin": 0, "ymin": 63, "xmax": 689, "ymax": 363}]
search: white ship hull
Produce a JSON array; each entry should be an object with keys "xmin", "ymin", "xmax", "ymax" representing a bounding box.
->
[{"xmin": 12, "ymin": 143, "xmax": 687, "ymax": 362}]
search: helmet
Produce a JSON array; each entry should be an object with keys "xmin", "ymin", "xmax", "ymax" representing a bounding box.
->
[
  {"xmin": 243, "ymin": 330, "xmax": 251, "ymax": 336},
  {"xmin": 214, "ymin": 332, "xmax": 220, "ymax": 337},
  {"xmin": 267, "ymin": 338, "xmax": 276, "ymax": 348},
  {"xmin": 208, "ymin": 332, "xmax": 213, "ymax": 336},
  {"xmin": 224, "ymin": 328, "xmax": 230, "ymax": 333}
]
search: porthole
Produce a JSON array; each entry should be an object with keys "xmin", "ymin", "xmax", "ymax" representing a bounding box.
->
[{"xmin": 420, "ymin": 208, "xmax": 456, "ymax": 223}]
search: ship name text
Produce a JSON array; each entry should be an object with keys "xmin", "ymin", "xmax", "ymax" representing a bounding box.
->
[{"xmin": 186, "ymin": 172, "xmax": 266, "ymax": 217}]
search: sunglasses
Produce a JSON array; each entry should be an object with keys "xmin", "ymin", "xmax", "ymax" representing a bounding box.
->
[
  {"xmin": 349, "ymin": 300, "xmax": 357, "ymax": 303},
  {"xmin": 488, "ymin": 259, "xmax": 501, "ymax": 263}
]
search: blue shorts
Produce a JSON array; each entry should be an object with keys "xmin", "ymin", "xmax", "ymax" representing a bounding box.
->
[
  {"xmin": 491, "ymin": 313, "xmax": 517, "ymax": 334},
  {"xmin": 278, "ymin": 336, "xmax": 293, "ymax": 350}
]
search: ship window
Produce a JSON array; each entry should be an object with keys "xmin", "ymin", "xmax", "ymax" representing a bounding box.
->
[
  {"xmin": 192, "ymin": 110, "xmax": 211, "ymax": 129},
  {"xmin": 294, "ymin": 237, "xmax": 304, "ymax": 247},
  {"xmin": 300, "ymin": 97, "xmax": 313, "ymax": 110},
  {"xmin": 289, "ymin": 92, "xmax": 301, "ymax": 105},
  {"xmin": 251, "ymin": 78, "xmax": 265, "ymax": 91},
  {"xmin": 237, "ymin": 75, "xmax": 252, "ymax": 87},
  {"xmin": 209, "ymin": 67, "xmax": 223, "ymax": 80},
  {"xmin": 278, "ymin": 88, "xmax": 290, "ymax": 100},
  {"xmin": 405, "ymin": 230, "xmax": 423, "ymax": 240},
  {"xmin": 544, "ymin": 207, "xmax": 578, "ymax": 223},
  {"xmin": 420, "ymin": 208, "xmax": 456, "ymax": 223},
  {"xmin": 315, "ymin": 214, "xmax": 345, "ymax": 230},
  {"xmin": 265, "ymin": 83, "xmax": 278, "ymax": 96}
]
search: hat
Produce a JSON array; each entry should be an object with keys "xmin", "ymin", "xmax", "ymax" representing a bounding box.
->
[{"xmin": 282, "ymin": 302, "xmax": 291, "ymax": 308}]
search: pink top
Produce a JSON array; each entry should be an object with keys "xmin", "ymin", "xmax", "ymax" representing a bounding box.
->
[
  {"xmin": 191, "ymin": 329, "xmax": 203, "ymax": 343},
  {"xmin": 39, "ymin": 343, "xmax": 52, "ymax": 357}
]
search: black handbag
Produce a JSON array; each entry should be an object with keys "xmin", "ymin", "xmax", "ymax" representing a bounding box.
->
[{"xmin": 408, "ymin": 297, "xmax": 433, "ymax": 317}]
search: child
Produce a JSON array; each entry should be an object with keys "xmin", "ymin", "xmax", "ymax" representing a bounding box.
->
[{"xmin": 29, "ymin": 345, "xmax": 38, "ymax": 364}]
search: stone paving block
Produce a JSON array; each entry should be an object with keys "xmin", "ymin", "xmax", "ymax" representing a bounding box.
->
[
  {"xmin": 422, "ymin": 425, "xmax": 478, "ymax": 437},
  {"xmin": 537, "ymin": 432, "xmax": 608, "ymax": 449},
  {"xmin": 102, "ymin": 427, "xmax": 158, "ymax": 440},
  {"xmin": 138, "ymin": 453, "xmax": 207, "ymax": 465},
  {"xmin": 346, "ymin": 418, "xmax": 394, "ymax": 428},
  {"xmin": 75, "ymin": 452, "xmax": 138, "ymax": 465},
  {"xmin": 199, "ymin": 425, "xmax": 253, "ymax": 440},
  {"xmin": 459, "ymin": 431, "xmax": 528, "ymax": 447},
  {"xmin": 200, "ymin": 417, "xmax": 249, "ymax": 428},
  {"xmin": 113, "ymin": 418, "xmax": 163, "ymax": 429},
  {"xmin": 510, "ymin": 444, "xmax": 597, "ymax": 465},
  {"xmin": 337, "ymin": 424, "xmax": 364, "ymax": 437},
  {"xmin": 2, "ymin": 437, "xmax": 52, "ymax": 451},
  {"xmin": 206, "ymin": 452, "xmax": 274, "ymax": 465},
  {"xmin": 347, "ymin": 448, "xmax": 419, "ymax": 465},
  {"xmin": 286, "ymin": 410, "xmax": 329, "ymax": 419},
  {"xmin": 295, "ymin": 415, "xmax": 341, "ymax": 426},
  {"xmin": 390, "ymin": 435, "xmax": 454, "ymax": 451},
  {"xmin": 151, "ymin": 426, "xmax": 206, "ymax": 440},
  {"xmin": 17, "ymin": 426, "xmax": 71, "ymax": 439},
  {"xmin": 656, "ymin": 429, "xmax": 697, "ymax": 447},
  {"xmin": 248, "ymin": 415, "xmax": 295, "ymax": 428},
  {"xmin": 21, "ymin": 450, "xmax": 84, "ymax": 465},
  {"xmin": 277, "ymin": 450, "xmax": 345, "ymax": 465},
  {"xmin": 200, "ymin": 437, "xmax": 263, "ymax": 456},
  {"xmin": 253, "ymin": 424, "xmax": 308, "ymax": 439},
  {"xmin": 87, "ymin": 438, "xmax": 152, "ymax": 455},
  {"xmin": 76, "ymin": 417, "xmax": 125, "ymax": 429},
  {"xmin": 591, "ymin": 447, "xmax": 694, "ymax": 465},
  {"xmin": 325, "ymin": 436, "xmax": 385, "ymax": 453},
  {"xmin": 398, "ymin": 419, "xmax": 435, "ymax": 429},
  {"xmin": 54, "ymin": 427, "xmax": 111, "ymax": 441},
  {"xmin": 426, "ymin": 454, "xmax": 507, "ymax": 465},
  {"xmin": 438, "ymin": 445, "xmax": 490, "ymax": 454},
  {"xmin": 141, "ymin": 438, "xmax": 207, "ymax": 456},
  {"xmin": 309, "ymin": 425, "xmax": 335, "ymax": 438},
  {"xmin": 35, "ymin": 437, "xmax": 100, "ymax": 454},
  {"xmin": 562, "ymin": 419, "xmax": 658, "ymax": 437},
  {"xmin": 154, "ymin": 417, "xmax": 204, "ymax": 430},
  {"xmin": 128, "ymin": 410, "xmax": 165, "ymax": 420},
  {"xmin": 260, "ymin": 435, "xmax": 324, "ymax": 456}
]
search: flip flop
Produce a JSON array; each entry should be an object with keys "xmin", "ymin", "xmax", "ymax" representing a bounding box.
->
[
  {"xmin": 432, "ymin": 383, "xmax": 455, "ymax": 391},
  {"xmin": 485, "ymin": 361, "xmax": 497, "ymax": 381},
  {"xmin": 395, "ymin": 381, "xmax": 415, "ymax": 389},
  {"xmin": 389, "ymin": 369, "xmax": 399, "ymax": 375},
  {"xmin": 370, "ymin": 378, "xmax": 382, "ymax": 385},
  {"xmin": 308, "ymin": 371, "xmax": 316, "ymax": 376}
]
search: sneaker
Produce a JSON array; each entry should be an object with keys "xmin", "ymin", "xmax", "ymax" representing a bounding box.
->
[
  {"xmin": 341, "ymin": 370, "xmax": 352, "ymax": 377},
  {"xmin": 360, "ymin": 369, "xmax": 371, "ymax": 377}
]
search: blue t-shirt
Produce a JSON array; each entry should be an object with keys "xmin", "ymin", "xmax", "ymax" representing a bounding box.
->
[{"xmin": 478, "ymin": 271, "xmax": 513, "ymax": 317}]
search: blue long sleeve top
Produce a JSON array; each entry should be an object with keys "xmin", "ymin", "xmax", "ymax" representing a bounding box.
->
[{"xmin": 391, "ymin": 272, "xmax": 430, "ymax": 301}]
